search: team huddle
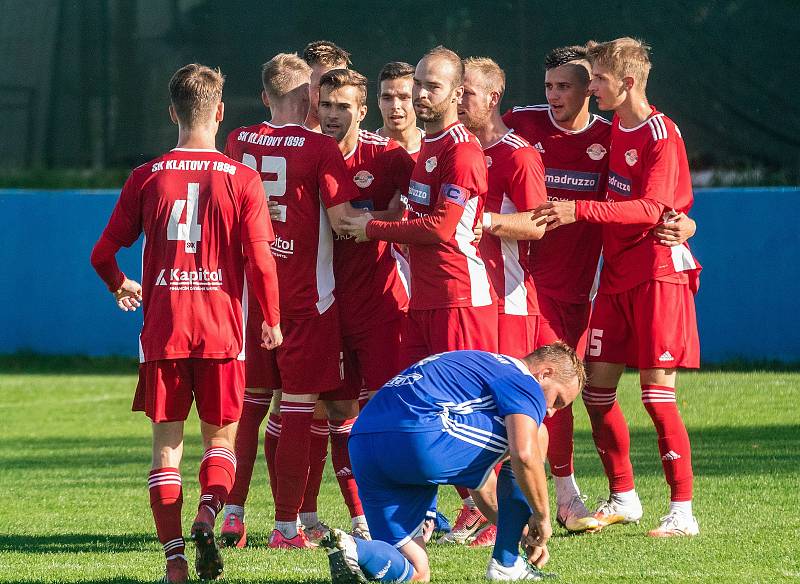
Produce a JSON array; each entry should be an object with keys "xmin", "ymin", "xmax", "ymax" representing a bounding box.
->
[{"xmin": 91, "ymin": 37, "xmax": 701, "ymax": 583}]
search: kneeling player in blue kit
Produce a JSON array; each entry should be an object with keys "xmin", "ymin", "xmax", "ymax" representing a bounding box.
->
[{"xmin": 322, "ymin": 342, "xmax": 585, "ymax": 582}]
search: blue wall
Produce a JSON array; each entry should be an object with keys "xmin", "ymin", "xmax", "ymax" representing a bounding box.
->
[{"xmin": 0, "ymin": 188, "xmax": 798, "ymax": 362}]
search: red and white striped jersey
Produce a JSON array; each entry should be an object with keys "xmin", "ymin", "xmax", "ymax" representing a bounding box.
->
[
  {"xmin": 225, "ymin": 122, "xmax": 359, "ymax": 319},
  {"xmin": 479, "ymin": 131, "xmax": 547, "ymax": 315}
]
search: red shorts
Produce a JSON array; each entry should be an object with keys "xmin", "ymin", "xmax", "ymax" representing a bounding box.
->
[
  {"xmin": 537, "ymin": 293, "xmax": 592, "ymax": 355},
  {"xmin": 498, "ymin": 313, "xmax": 547, "ymax": 358},
  {"xmin": 400, "ymin": 305, "xmax": 498, "ymax": 366},
  {"xmin": 133, "ymin": 358, "xmax": 245, "ymax": 426},
  {"xmin": 325, "ymin": 317, "xmax": 404, "ymax": 401},
  {"xmin": 586, "ymin": 280, "xmax": 700, "ymax": 369},
  {"xmin": 245, "ymin": 305, "xmax": 344, "ymax": 395}
]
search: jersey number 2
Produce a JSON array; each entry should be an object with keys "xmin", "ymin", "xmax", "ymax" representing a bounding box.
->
[
  {"xmin": 168, "ymin": 182, "xmax": 201, "ymax": 253},
  {"xmin": 242, "ymin": 154, "xmax": 287, "ymax": 223}
]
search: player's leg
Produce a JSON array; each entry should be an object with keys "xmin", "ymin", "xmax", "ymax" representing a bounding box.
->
[
  {"xmin": 635, "ymin": 280, "xmax": 699, "ymax": 537},
  {"xmin": 191, "ymin": 358, "xmax": 245, "ymax": 580},
  {"xmin": 583, "ymin": 291, "xmax": 641, "ymax": 527},
  {"xmin": 136, "ymin": 359, "xmax": 193, "ymax": 583},
  {"xmin": 271, "ymin": 307, "xmax": 343, "ymax": 548},
  {"xmin": 299, "ymin": 400, "xmax": 332, "ymax": 541}
]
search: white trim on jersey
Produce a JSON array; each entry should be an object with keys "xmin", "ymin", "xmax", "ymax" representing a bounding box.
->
[
  {"xmin": 618, "ymin": 112, "xmax": 665, "ymax": 133},
  {"xmin": 343, "ymin": 143, "xmax": 358, "ymax": 161},
  {"xmin": 438, "ymin": 396, "xmax": 509, "ymax": 454},
  {"xmin": 139, "ymin": 234, "xmax": 147, "ymax": 363},
  {"xmin": 647, "ymin": 116, "xmax": 668, "ymax": 141},
  {"xmin": 501, "ymin": 132, "xmax": 529, "ymax": 150},
  {"xmin": 170, "ymin": 147, "xmax": 220, "ymax": 153},
  {"xmin": 390, "ymin": 245, "xmax": 411, "ymax": 298},
  {"xmin": 670, "ymin": 243, "xmax": 698, "ymax": 273},
  {"xmin": 316, "ymin": 203, "xmax": 336, "ymax": 314},
  {"xmin": 455, "ymin": 197, "xmax": 493, "ymax": 307},
  {"xmin": 499, "ymin": 195, "xmax": 529, "ymax": 316},
  {"xmin": 507, "ymin": 356, "xmax": 535, "ymax": 378},
  {"xmin": 424, "ymin": 123, "xmax": 470, "ymax": 143},
  {"xmin": 265, "ymin": 121, "xmax": 306, "ymax": 129},
  {"xmin": 512, "ymin": 104, "xmax": 550, "ymax": 112},
  {"xmin": 358, "ymin": 129, "xmax": 390, "ymax": 145},
  {"xmin": 238, "ymin": 278, "xmax": 248, "ymax": 361}
]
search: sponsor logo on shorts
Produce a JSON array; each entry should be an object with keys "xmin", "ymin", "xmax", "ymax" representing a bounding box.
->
[
  {"xmin": 407, "ymin": 180, "xmax": 431, "ymax": 205},
  {"xmin": 155, "ymin": 268, "xmax": 223, "ymax": 291},
  {"xmin": 425, "ymin": 156, "xmax": 437, "ymax": 173},
  {"xmin": 545, "ymin": 168, "xmax": 601, "ymax": 192},
  {"xmin": 587, "ymin": 143, "xmax": 607, "ymax": 160},
  {"xmin": 353, "ymin": 170, "xmax": 375, "ymax": 188},
  {"xmin": 607, "ymin": 171, "xmax": 632, "ymax": 197},
  {"xmin": 625, "ymin": 148, "xmax": 638, "ymax": 166},
  {"xmin": 270, "ymin": 235, "xmax": 295, "ymax": 259},
  {"xmin": 384, "ymin": 372, "xmax": 423, "ymax": 387}
]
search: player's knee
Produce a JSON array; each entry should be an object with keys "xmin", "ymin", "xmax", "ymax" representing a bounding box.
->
[
  {"xmin": 324, "ymin": 399, "xmax": 358, "ymax": 420},
  {"xmin": 245, "ymin": 386, "xmax": 272, "ymax": 395}
]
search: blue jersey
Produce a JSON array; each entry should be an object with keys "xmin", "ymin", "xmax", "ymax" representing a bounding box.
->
[{"xmin": 353, "ymin": 350, "xmax": 547, "ymax": 455}]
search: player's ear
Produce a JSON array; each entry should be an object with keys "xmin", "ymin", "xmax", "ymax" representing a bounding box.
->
[
  {"xmin": 168, "ymin": 105, "xmax": 178, "ymax": 125},
  {"xmin": 216, "ymin": 101, "xmax": 225, "ymax": 123},
  {"xmin": 454, "ymin": 84, "xmax": 464, "ymax": 102},
  {"xmin": 623, "ymin": 76, "xmax": 635, "ymax": 92},
  {"xmin": 490, "ymin": 90, "xmax": 501, "ymax": 110},
  {"xmin": 358, "ymin": 104, "xmax": 368, "ymax": 123},
  {"xmin": 261, "ymin": 90, "xmax": 270, "ymax": 109}
]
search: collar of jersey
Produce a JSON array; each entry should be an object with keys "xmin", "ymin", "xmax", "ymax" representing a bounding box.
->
[
  {"xmin": 264, "ymin": 121, "xmax": 306, "ymax": 129},
  {"xmin": 424, "ymin": 121, "xmax": 465, "ymax": 142},
  {"xmin": 170, "ymin": 147, "xmax": 219, "ymax": 153},
  {"xmin": 547, "ymin": 108, "xmax": 599, "ymax": 135},
  {"xmin": 617, "ymin": 107, "xmax": 662, "ymax": 132},
  {"xmin": 482, "ymin": 129, "xmax": 516, "ymax": 151}
]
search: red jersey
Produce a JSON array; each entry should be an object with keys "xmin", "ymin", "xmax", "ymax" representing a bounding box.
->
[
  {"xmin": 367, "ymin": 122, "xmax": 493, "ymax": 310},
  {"xmin": 581, "ymin": 107, "xmax": 699, "ymax": 293},
  {"xmin": 100, "ymin": 148, "xmax": 274, "ymax": 362},
  {"xmin": 478, "ymin": 131, "xmax": 547, "ymax": 315},
  {"xmin": 225, "ymin": 122, "xmax": 359, "ymax": 318},
  {"xmin": 503, "ymin": 105, "xmax": 610, "ymax": 304},
  {"xmin": 335, "ymin": 130, "xmax": 414, "ymax": 334}
]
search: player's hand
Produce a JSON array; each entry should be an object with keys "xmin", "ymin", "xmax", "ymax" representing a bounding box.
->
[
  {"xmin": 472, "ymin": 219, "xmax": 483, "ymax": 243},
  {"xmin": 654, "ymin": 211, "xmax": 696, "ymax": 246},
  {"xmin": 267, "ymin": 200, "xmax": 283, "ymax": 221},
  {"xmin": 261, "ymin": 321, "xmax": 283, "ymax": 350},
  {"xmin": 532, "ymin": 201, "xmax": 576, "ymax": 231},
  {"xmin": 114, "ymin": 278, "xmax": 142, "ymax": 312},
  {"xmin": 341, "ymin": 213, "xmax": 373, "ymax": 243},
  {"xmin": 523, "ymin": 515, "xmax": 552, "ymax": 568}
]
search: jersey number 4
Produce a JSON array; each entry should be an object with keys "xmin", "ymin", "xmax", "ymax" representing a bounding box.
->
[
  {"xmin": 242, "ymin": 154, "xmax": 287, "ymax": 222},
  {"xmin": 168, "ymin": 182, "xmax": 202, "ymax": 253}
]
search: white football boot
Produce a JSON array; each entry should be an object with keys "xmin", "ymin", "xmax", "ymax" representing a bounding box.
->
[
  {"xmin": 487, "ymin": 557, "xmax": 553, "ymax": 581},
  {"xmin": 593, "ymin": 493, "xmax": 643, "ymax": 527},
  {"xmin": 556, "ymin": 495, "xmax": 602, "ymax": 533},
  {"xmin": 648, "ymin": 512, "xmax": 700, "ymax": 537}
]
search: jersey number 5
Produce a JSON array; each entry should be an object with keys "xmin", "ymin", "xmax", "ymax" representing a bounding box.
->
[
  {"xmin": 242, "ymin": 154, "xmax": 287, "ymax": 223},
  {"xmin": 168, "ymin": 182, "xmax": 201, "ymax": 253}
]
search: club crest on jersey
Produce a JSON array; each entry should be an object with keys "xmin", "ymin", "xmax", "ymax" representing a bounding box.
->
[
  {"xmin": 425, "ymin": 156, "xmax": 437, "ymax": 173},
  {"xmin": 587, "ymin": 143, "xmax": 607, "ymax": 161},
  {"xmin": 485, "ymin": 155, "xmax": 493, "ymax": 168},
  {"xmin": 353, "ymin": 170, "xmax": 375, "ymax": 188},
  {"xmin": 625, "ymin": 149, "xmax": 638, "ymax": 166}
]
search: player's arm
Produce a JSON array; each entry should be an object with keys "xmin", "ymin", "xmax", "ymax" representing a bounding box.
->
[
  {"xmin": 368, "ymin": 144, "xmax": 414, "ymax": 222},
  {"xmin": 369, "ymin": 189, "xmax": 405, "ymax": 221},
  {"xmin": 468, "ymin": 470, "xmax": 499, "ymax": 525},
  {"xmin": 484, "ymin": 211, "xmax": 546, "ymax": 240},
  {"xmin": 506, "ymin": 413, "xmax": 551, "ymax": 567},
  {"xmin": 240, "ymin": 175, "xmax": 282, "ymax": 349},
  {"xmin": 343, "ymin": 189, "xmax": 466, "ymax": 244},
  {"xmin": 90, "ymin": 175, "xmax": 143, "ymax": 311},
  {"xmin": 318, "ymin": 141, "xmax": 368, "ymax": 235}
]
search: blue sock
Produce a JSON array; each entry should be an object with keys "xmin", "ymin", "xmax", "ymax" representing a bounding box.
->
[
  {"xmin": 354, "ymin": 537, "xmax": 415, "ymax": 582},
  {"xmin": 492, "ymin": 462, "xmax": 531, "ymax": 567}
]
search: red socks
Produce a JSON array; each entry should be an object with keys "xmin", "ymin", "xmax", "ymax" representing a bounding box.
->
[
  {"xmin": 300, "ymin": 419, "xmax": 330, "ymax": 518},
  {"xmin": 582, "ymin": 386, "xmax": 634, "ymax": 493},
  {"xmin": 264, "ymin": 413, "xmax": 282, "ymax": 501},
  {"xmin": 274, "ymin": 400, "xmax": 315, "ymax": 522},
  {"xmin": 329, "ymin": 418, "xmax": 363, "ymax": 518},
  {"xmin": 543, "ymin": 403, "xmax": 574, "ymax": 477},
  {"xmin": 455, "ymin": 486, "xmax": 472, "ymax": 501},
  {"xmin": 198, "ymin": 447, "xmax": 237, "ymax": 519},
  {"xmin": 641, "ymin": 385, "xmax": 693, "ymax": 501},
  {"xmin": 228, "ymin": 391, "xmax": 270, "ymax": 506},
  {"xmin": 149, "ymin": 468, "xmax": 185, "ymax": 559}
]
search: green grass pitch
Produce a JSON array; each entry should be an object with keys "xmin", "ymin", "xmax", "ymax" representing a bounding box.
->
[{"xmin": 0, "ymin": 364, "xmax": 799, "ymax": 583}]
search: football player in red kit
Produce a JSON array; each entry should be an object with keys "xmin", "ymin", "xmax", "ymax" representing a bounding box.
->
[
  {"xmin": 303, "ymin": 40, "xmax": 351, "ymax": 132},
  {"xmin": 534, "ymin": 38, "xmax": 701, "ymax": 537},
  {"xmin": 90, "ymin": 64, "xmax": 281, "ymax": 582},
  {"xmin": 318, "ymin": 67, "xmax": 415, "ymax": 539},
  {"xmin": 223, "ymin": 53, "xmax": 364, "ymax": 550},
  {"xmin": 375, "ymin": 61, "xmax": 424, "ymax": 157}
]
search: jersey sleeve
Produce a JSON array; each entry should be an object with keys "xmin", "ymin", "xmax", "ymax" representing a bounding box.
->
[
  {"xmin": 489, "ymin": 374, "xmax": 547, "ymax": 426},
  {"xmin": 318, "ymin": 138, "xmax": 360, "ymax": 208},
  {"xmin": 103, "ymin": 172, "xmax": 143, "ymax": 247},
  {"xmin": 639, "ymin": 135, "xmax": 680, "ymax": 208},
  {"xmin": 240, "ymin": 172, "xmax": 275, "ymax": 244},
  {"xmin": 439, "ymin": 142, "xmax": 488, "ymax": 204},
  {"xmin": 389, "ymin": 142, "xmax": 415, "ymax": 194},
  {"xmin": 508, "ymin": 148, "xmax": 547, "ymax": 211}
]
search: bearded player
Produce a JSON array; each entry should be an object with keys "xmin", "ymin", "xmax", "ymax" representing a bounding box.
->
[
  {"xmin": 90, "ymin": 64, "xmax": 282, "ymax": 582},
  {"xmin": 318, "ymin": 67, "xmax": 416, "ymax": 539},
  {"xmin": 450, "ymin": 56, "xmax": 549, "ymax": 547},
  {"xmin": 223, "ymin": 53, "xmax": 364, "ymax": 549},
  {"xmin": 534, "ymin": 38, "xmax": 702, "ymax": 537}
]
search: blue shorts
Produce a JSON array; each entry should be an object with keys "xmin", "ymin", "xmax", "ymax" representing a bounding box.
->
[{"xmin": 349, "ymin": 430, "xmax": 505, "ymax": 547}]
